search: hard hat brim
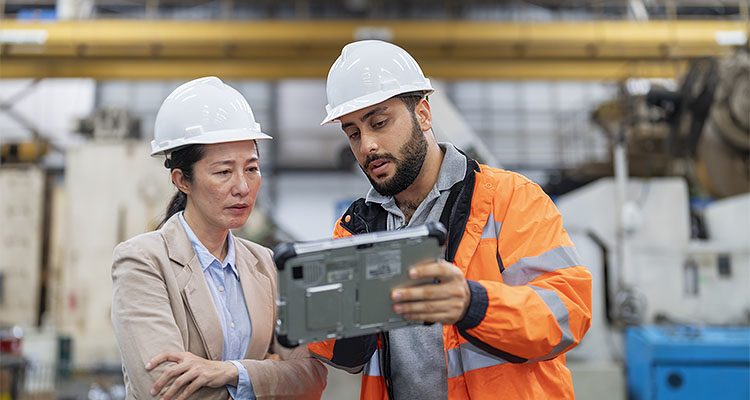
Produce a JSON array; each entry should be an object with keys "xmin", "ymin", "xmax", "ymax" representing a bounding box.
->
[
  {"xmin": 321, "ymin": 86, "xmax": 434, "ymax": 125},
  {"xmin": 150, "ymin": 128, "xmax": 272, "ymax": 157}
]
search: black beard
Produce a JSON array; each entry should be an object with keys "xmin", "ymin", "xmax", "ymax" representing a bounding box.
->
[{"xmin": 361, "ymin": 117, "xmax": 427, "ymax": 197}]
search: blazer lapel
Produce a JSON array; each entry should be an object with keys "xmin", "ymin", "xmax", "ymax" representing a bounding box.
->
[
  {"xmin": 162, "ymin": 215, "xmax": 224, "ymax": 361},
  {"xmin": 235, "ymin": 240, "xmax": 273, "ymax": 360}
]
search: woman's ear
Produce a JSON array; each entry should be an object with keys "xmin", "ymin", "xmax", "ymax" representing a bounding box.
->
[
  {"xmin": 415, "ymin": 98, "xmax": 432, "ymax": 132},
  {"xmin": 171, "ymin": 169, "xmax": 191, "ymax": 195}
]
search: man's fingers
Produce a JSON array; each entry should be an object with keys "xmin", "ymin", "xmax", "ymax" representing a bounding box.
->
[
  {"xmin": 402, "ymin": 311, "xmax": 454, "ymax": 323},
  {"xmin": 146, "ymin": 351, "xmax": 183, "ymax": 370},
  {"xmin": 392, "ymin": 281, "xmax": 462, "ymax": 302},
  {"xmin": 409, "ymin": 261, "xmax": 460, "ymax": 281},
  {"xmin": 397, "ymin": 299, "xmax": 464, "ymax": 324},
  {"xmin": 394, "ymin": 298, "xmax": 461, "ymax": 315}
]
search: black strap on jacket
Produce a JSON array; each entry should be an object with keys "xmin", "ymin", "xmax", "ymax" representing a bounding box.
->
[
  {"xmin": 337, "ymin": 152, "xmax": 481, "ymax": 399},
  {"xmin": 439, "ymin": 155, "xmax": 480, "ymax": 263}
]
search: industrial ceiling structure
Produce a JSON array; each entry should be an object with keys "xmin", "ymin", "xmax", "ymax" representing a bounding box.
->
[{"xmin": 0, "ymin": 0, "xmax": 747, "ymax": 80}]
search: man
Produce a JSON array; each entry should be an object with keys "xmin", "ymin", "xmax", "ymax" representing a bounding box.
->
[{"xmin": 308, "ymin": 40, "xmax": 592, "ymax": 400}]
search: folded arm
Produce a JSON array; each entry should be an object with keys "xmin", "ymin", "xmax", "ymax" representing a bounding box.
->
[{"xmin": 111, "ymin": 240, "xmax": 228, "ymax": 399}]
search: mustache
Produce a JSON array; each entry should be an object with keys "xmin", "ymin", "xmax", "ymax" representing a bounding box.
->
[{"xmin": 364, "ymin": 153, "xmax": 397, "ymax": 169}]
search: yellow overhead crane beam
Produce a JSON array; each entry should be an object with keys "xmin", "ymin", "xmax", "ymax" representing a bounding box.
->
[{"xmin": 0, "ymin": 20, "xmax": 746, "ymax": 80}]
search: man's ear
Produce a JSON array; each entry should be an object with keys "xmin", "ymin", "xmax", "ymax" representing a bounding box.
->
[
  {"xmin": 415, "ymin": 98, "xmax": 432, "ymax": 132},
  {"xmin": 171, "ymin": 168, "xmax": 191, "ymax": 195}
]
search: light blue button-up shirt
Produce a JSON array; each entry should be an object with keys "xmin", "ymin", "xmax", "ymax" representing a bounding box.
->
[{"xmin": 179, "ymin": 212, "xmax": 254, "ymax": 399}]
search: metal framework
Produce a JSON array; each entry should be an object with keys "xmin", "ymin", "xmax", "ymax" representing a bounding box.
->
[{"xmin": 0, "ymin": 20, "xmax": 747, "ymax": 79}]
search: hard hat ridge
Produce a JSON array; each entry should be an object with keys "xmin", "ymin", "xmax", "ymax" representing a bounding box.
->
[
  {"xmin": 151, "ymin": 76, "xmax": 271, "ymax": 157},
  {"xmin": 321, "ymin": 40, "xmax": 434, "ymax": 125}
]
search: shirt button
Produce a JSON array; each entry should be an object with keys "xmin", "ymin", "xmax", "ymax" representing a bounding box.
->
[
  {"xmin": 473, "ymin": 224, "xmax": 481, "ymax": 232},
  {"xmin": 230, "ymin": 322, "xmax": 235, "ymax": 328},
  {"xmin": 219, "ymin": 286, "xmax": 224, "ymax": 292},
  {"xmin": 485, "ymin": 183, "xmax": 493, "ymax": 189}
]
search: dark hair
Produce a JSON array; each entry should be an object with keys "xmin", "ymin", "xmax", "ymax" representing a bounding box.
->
[
  {"xmin": 396, "ymin": 91, "xmax": 429, "ymax": 113},
  {"xmin": 157, "ymin": 144, "xmax": 205, "ymax": 228}
]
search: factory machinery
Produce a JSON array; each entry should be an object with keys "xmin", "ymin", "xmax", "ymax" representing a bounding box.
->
[{"xmin": 555, "ymin": 50, "xmax": 750, "ymax": 399}]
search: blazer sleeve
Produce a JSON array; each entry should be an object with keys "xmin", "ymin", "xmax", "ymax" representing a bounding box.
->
[
  {"xmin": 111, "ymin": 239, "xmax": 226, "ymax": 399},
  {"xmin": 240, "ymin": 342, "xmax": 328, "ymax": 399},
  {"xmin": 455, "ymin": 181, "xmax": 593, "ymax": 362}
]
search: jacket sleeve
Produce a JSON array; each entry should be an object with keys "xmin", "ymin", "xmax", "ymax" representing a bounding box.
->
[
  {"xmin": 307, "ymin": 219, "xmax": 379, "ymax": 373},
  {"xmin": 110, "ymin": 240, "xmax": 227, "ymax": 399},
  {"xmin": 455, "ymin": 180, "xmax": 593, "ymax": 362}
]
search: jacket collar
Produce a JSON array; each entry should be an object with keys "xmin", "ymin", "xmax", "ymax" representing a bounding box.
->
[{"xmin": 162, "ymin": 213, "xmax": 197, "ymax": 267}]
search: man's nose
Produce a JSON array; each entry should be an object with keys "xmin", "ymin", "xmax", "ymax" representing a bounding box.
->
[{"xmin": 360, "ymin": 131, "xmax": 378, "ymax": 154}]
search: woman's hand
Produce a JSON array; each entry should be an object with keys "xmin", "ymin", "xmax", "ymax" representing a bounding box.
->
[{"xmin": 145, "ymin": 351, "xmax": 238, "ymax": 400}]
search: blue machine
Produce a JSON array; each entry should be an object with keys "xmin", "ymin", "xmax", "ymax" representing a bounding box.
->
[{"xmin": 625, "ymin": 325, "xmax": 750, "ymax": 400}]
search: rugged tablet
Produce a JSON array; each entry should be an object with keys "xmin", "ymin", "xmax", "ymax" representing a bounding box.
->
[{"xmin": 274, "ymin": 222, "xmax": 447, "ymax": 347}]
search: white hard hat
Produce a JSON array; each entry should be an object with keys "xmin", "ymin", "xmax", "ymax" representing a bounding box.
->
[
  {"xmin": 151, "ymin": 76, "xmax": 272, "ymax": 157},
  {"xmin": 321, "ymin": 40, "xmax": 434, "ymax": 125}
]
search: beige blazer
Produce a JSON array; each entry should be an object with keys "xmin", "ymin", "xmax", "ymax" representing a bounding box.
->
[{"xmin": 111, "ymin": 214, "xmax": 327, "ymax": 399}]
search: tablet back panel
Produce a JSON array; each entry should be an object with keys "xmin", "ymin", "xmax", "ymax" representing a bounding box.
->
[{"xmin": 274, "ymin": 222, "xmax": 446, "ymax": 347}]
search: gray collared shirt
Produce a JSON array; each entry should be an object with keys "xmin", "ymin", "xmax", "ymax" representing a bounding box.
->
[{"xmin": 364, "ymin": 142, "xmax": 466, "ymax": 400}]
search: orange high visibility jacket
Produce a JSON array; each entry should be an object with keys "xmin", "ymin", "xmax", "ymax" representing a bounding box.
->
[{"xmin": 309, "ymin": 156, "xmax": 592, "ymax": 399}]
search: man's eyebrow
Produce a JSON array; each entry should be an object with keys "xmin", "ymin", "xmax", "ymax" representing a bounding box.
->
[
  {"xmin": 360, "ymin": 106, "xmax": 388, "ymax": 122},
  {"xmin": 341, "ymin": 106, "xmax": 388, "ymax": 130}
]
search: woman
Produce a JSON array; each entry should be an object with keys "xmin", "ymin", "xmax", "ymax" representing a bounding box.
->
[{"xmin": 111, "ymin": 77, "xmax": 327, "ymax": 399}]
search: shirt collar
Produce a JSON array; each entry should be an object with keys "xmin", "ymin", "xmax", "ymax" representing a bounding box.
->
[
  {"xmin": 178, "ymin": 212, "xmax": 238, "ymax": 278},
  {"xmin": 365, "ymin": 142, "xmax": 467, "ymax": 206}
]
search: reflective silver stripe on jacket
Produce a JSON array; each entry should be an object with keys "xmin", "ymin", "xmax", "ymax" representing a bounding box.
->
[
  {"xmin": 446, "ymin": 285, "xmax": 574, "ymax": 376},
  {"xmin": 527, "ymin": 285, "xmax": 575, "ymax": 360},
  {"xmin": 501, "ymin": 246, "xmax": 583, "ymax": 286},
  {"xmin": 363, "ymin": 349, "xmax": 381, "ymax": 376},
  {"xmin": 480, "ymin": 213, "xmax": 502, "ymax": 240},
  {"xmin": 446, "ymin": 342, "xmax": 508, "ymax": 378}
]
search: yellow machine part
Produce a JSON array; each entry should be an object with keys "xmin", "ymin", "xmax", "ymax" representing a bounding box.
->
[{"xmin": 0, "ymin": 142, "xmax": 50, "ymax": 163}]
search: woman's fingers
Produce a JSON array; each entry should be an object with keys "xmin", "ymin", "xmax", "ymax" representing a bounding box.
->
[
  {"xmin": 146, "ymin": 351, "xmax": 184, "ymax": 370},
  {"xmin": 150, "ymin": 358, "xmax": 191, "ymax": 396},
  {"xmin": 175, "ymin": 377, "xmax": 205, "ymax": 400},
  {"xmin": 148, "ymin": 352, "xmax": 234, "ymax": 398},
  {"xmin": 160, "ymin": 368, "xmax": 199, "ymax": 400}
]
